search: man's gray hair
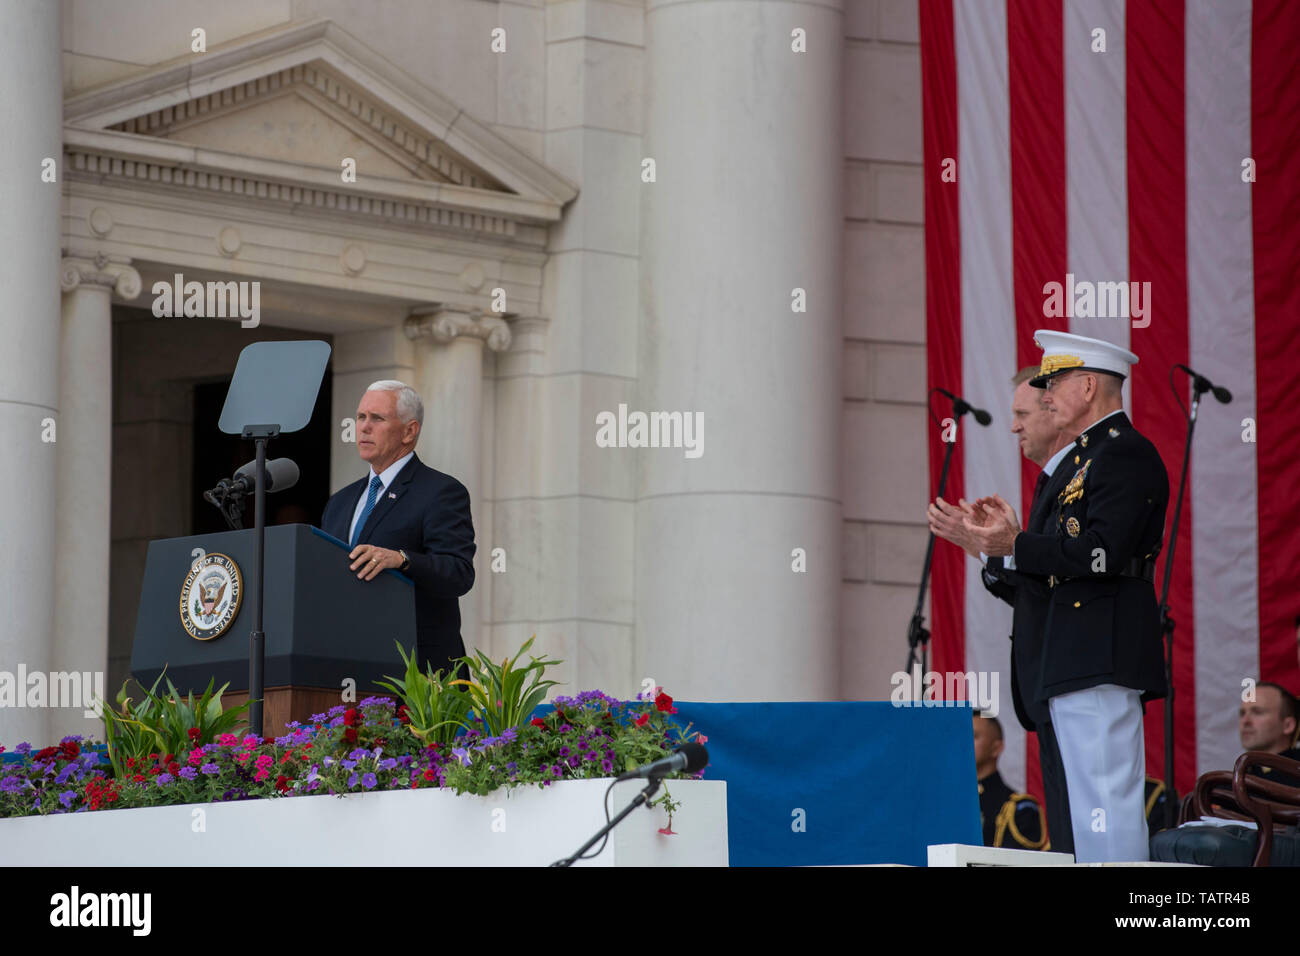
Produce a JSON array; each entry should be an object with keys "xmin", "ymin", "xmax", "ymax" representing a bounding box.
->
[{"xmin": 366, "ymin": 380, "xmax": 424, "ymax": 427}]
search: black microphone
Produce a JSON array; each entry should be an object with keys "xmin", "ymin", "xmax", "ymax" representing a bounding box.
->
[
  {"xmin": 936, "ymin": 388, "xmax": 992, "ymax": 426},
  {"xmin": 210, "ymin": 458, "xmax": 300, "ymax": 497},
  {"xmin": 614, "ymin": 742, "xmax": 708, "ymax": 782},
  {"xmin": 1175, "ymin": 364, "xmax": 1232, "ymax": 404}
]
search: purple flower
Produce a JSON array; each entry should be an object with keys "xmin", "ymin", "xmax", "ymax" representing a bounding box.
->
[
  {"xmin": 200, "ymin": 762, "xmax": 220, "ymax": 775},
  {"xmin": 601, "ymin": 758, "xmax": 614, "ymax": 773},
  {"xmin": 558, "ymin": 746, "xmax": 571, "ymax": 758},
  {"xmin": 58, "ymin": 790, "xmax": 77, "ymax": 808},
  {"xmin": 177, "ymin": 767, "xmax": 198, "ymax": 780},
  {"xmin": 378, "ymin": 758, "xmax": 397, "ymax": 771},
  {"xmin": 340, "ymin": 759, "xmax": 358, "ymax": 771},
  {"xmin": 15, "ymin": 742, "xmax": 31, "ymax": 755},
  {"xmin": 451, "ymin": 747, "xmax": 472, "ymax": 767},
  {"xmin": 567, "ymin": 755, "xmax": 580, "ymax": 768},
  {"xmin": 156, "ymin": 773, "xmax": 174, "ymax": 786},
  {"xmin": 347, "ymin": 772, "xmax": 359, "ymax": 788},
  {"xmin": 1, "ymin": 776, "xmax": 25, "ymax": 793},
  {"xmin": 361, "ymin": 773, "xmax": 377, "ymax": 789},
  {"xmin": 558, "ymin": 724, "xmax": 572, "ymax": 733},
  {"xmin": 583, "ymin": 750, "xmax": 598, "ymax": 762},
  {"xmin": 550, "ymin": 763, "xmax": 563, "ymax": 778},
  {"xmin": 60, "ymin": 734, "xmax": 85, "ymax": 745},
  {"xmin": 348, "ymin": 748, "xmax": 370, "ymax": 761},
  {"xmin": 501, "ymin": 727, "xmax": 518, "ymax": 743}
]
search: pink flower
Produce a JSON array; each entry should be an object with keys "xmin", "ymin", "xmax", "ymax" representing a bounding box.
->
[
  {"xmin": 695, "ymin": 734, "xmax": 708, "ymax": 744},
  {"xmin": 255, "ymin": 754, "xmax": 273, "ymax": 771},
  {"xmin": 241, "ymin": 735, "xmax": 260, "ymax": 750},
  {"xmin": 218, "ymin": 733, "xmax": 238, "ymax": 746},
  {"xmin": 254, "ymin": 769, "xmax": 269, "ymax": 782},
  {"xmin": 187, "ymin": 748, "xmax": 204, "ymax": 767},
  {"xmin": 658, "ymin": 824, "xmax": 676, "ymax": 835}
]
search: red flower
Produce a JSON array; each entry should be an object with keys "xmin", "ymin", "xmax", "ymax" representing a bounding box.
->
[
  {"xmin": 343, "ymin": 727, "xmax": 358, "ymax": 744},
  {"xmin": 164, "ymin": 753, "xmax": 175, "ymax": 763},
  {"xmin": 60, "ymin": 740, "xmax": 81, "ymax": 760},
  {"xmin": 167, "ymin": 761, "xmax": 180, "ymax": 776},
  {"xmin": 423, "ymin": 767, "xmax": 436, "ymax": 781},
  {"xmin": 396, "ymin": 705, "xmax": 411, "ymax": 725},
  {"xmin": 343, "ymin": 708, "xmax": 360, "ymax": 727},
  {"xmin": 654, "ymin": 692, "xmax": 676, "ymax": 714},
  {"xmin": 187, "ymin": 728, "xmax": 201, "ymax": 741},
  {"xmin": 530, "ymin": 718, "xmax": 547, "ymax": 728},
  {"xmin": 125, "ymin": 757, "xmax": 136, "ymax": 769},
  {"xmin": 634, "ymin": 713, "xmax": 650, "ymax": 727},
  {"xmin": 263, "ymin": 736, "xmax": 276, "ymax": 746},
  {"xmin": 275, "ymin": 775, "xmax": 291, "ymax": 793},
  {"xmin": 35, "ymin": 747, "xmax": 59, "ymax": 762},
  {"xmin": 131, "ymin": 773, "xmax": 146, "ymax": 783}
]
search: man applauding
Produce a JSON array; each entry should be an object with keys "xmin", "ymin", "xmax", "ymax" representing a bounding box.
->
[{"xmin": 960, "ymin": 331, "xmax": 1169, "ymax": 863}]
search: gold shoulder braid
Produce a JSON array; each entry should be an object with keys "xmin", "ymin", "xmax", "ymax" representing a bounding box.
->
[{"xmin": 994, "ymin": 795, "xmax": 1049, "ymax": 850}]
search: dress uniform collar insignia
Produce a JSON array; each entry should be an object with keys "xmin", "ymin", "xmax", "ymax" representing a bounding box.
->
[
  {"xmin": 1080, "ymin": 432, "xmax": 1089, "ymax": 448},
  {"xmin": 1108, "ymin": 427, "xmax": 1120, "ymax": 438}
]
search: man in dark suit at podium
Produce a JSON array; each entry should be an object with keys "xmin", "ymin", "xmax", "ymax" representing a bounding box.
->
[{"xmin": 320, "ymin": 380, "xmax": 475, "ymax": 675}]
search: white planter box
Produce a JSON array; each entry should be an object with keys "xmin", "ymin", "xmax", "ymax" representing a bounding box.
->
[{"xmin": 0, "ymin": 778, "xmax": 728, "ymax": 867}]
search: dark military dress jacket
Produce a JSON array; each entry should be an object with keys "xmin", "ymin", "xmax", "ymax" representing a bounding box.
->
[
  {"xmin": 981, "ymin": 458, "xmax": 1079, "ymax": 732},
  {"xmin": 979, "ymin": 770, "xmax": 1047, "ymax": 849},
  {"xmin": 1011, "ymin": 411, "xmax": 1170, "ymax": 705}
]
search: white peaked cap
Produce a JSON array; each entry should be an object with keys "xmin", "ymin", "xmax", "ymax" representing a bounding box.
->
[{"xmin": 1029, "ymin": 329, "xmax": 1139, "ymax": 388}]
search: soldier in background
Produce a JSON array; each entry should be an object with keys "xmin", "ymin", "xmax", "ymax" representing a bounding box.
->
[{"xmin": 974, "ymin": 712, "xmax": 1047, "ymax": 850}]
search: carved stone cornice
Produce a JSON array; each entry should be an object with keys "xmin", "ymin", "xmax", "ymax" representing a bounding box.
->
[
  {"xmin": 404, "ymin": 307, "xmax": 512, "ymax": 353},
  {"xmin": 59, "ymin": 254, "xmax": 142, "ymax": 300}
]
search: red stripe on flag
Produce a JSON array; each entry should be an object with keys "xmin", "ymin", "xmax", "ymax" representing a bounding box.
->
[
  {"xmin": 1007, "ymin": 0, "xmax": 1066, "ymax": 812},
  {"xmin": 1252, "ymin": 0, "xmax": 1300, "ymax": 692},
  {"xmin": 1008, "ymin": 0, "xmax": 1067, "ymax": 527},
  {"xmin": 1126, "ymin": 0, "xmax": 1194, "ymax": 796},
  {"xmin": 921, "ymin": 0, "xmax": 965, "ymax": 679}
]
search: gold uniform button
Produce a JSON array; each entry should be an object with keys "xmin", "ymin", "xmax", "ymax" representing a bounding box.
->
[{"xmin": 1073, "ymin": 601, "xmax": 1081, "ymax": 608}]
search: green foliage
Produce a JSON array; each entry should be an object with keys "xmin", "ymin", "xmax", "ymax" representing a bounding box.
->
[
  {"xmin": 375, "ymin": 643, "xmax": 474, "ymax": 747},
  {"xmin": 101, "ymin": 671, "xmax": 250, "ymax": 778},
  {"xmin": 450, "ymin": 636, "xmax": 562, "ymax": 736}
]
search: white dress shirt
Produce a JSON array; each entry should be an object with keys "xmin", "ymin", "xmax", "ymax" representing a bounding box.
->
[{"xmin": 348, "ymin": 450, "xmax": 414, "ymax": 544}]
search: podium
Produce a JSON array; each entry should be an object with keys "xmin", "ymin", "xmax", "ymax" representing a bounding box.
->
[{"xmin": 131, "ymin": 524, "xmax": 416, "ymax": 735}]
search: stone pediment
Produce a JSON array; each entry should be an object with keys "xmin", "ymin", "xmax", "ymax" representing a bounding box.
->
[
  {"xmin": 105, "ymin": 61, "xmax": 507, "ymax": 192},
  {"xmin": 62, "ymin": 20, "xmax": 576, "ymax": 229}
]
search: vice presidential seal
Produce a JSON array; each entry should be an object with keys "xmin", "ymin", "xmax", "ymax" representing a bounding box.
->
[{"xmin": 180, "ymin": 553, "xmax": 243, "ymax": 641}]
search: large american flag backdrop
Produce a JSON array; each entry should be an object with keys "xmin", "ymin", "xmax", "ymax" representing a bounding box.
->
[{"xmin": 919, "ymin": 0, "xmax": 1300, "ymax": 807}]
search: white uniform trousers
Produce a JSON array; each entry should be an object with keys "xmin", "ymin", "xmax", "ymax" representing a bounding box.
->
[{"xmin": 1048, "ymin": 683, "xmax": 1148, "ymax": 863}]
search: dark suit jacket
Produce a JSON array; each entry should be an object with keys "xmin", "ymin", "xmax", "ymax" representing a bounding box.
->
[
  {"xmin": 981, "ymin": 456, "xmax": 1077, "ymax": 731},
  {"xmin": 1013, "ymin": 412, "xmax": 1169, "ymax": 704},
  {"xmin": 320, "ymin": 453, "xmax": 475, "ymax": 675}
]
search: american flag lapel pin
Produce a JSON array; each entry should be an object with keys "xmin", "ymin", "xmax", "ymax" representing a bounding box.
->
[{"xmin": 388, "ymin": 492, "xmax": 397, "ymax": 499}]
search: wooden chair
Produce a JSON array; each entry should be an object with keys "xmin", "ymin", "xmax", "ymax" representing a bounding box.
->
[{"xmin": 1170, "ymin": 751, "xmax": 1300, "ymax": 866}]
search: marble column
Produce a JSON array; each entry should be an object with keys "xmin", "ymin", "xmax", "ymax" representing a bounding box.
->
[
  {"xmin": 0, "ymin": 1, "xmax": 62, "ymax": 748},
  {"xmin": 51, "ymin": 256, "xmax": 141, "ymax": 739},
  {"xmin": 637, "ymin": 0, "xmax": 845, "ymax": 700},
  {"xmin": 405, "ymin": 307, "xmax": 512, "ymax": 655}
]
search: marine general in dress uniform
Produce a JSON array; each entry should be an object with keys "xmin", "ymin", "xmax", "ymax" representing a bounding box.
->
[{"xmin": 961, "ymin": 330, "xmax": 1169, "ymax": 863}]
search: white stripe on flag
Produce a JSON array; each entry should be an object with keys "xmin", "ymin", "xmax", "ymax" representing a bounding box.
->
[
  {"xmin": 1186, "ymin": 0, "xmax": 1258, "ymax": 777},
  {"xmin": 1064, "ymin": 0, "xmax": 1130, "ymax": 402},
  {"xmin": 956, "ymin": 2, "xmax": 1022, "ymax": 785}
]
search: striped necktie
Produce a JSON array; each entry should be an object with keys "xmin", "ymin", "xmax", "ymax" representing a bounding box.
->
[{"xmin": 350, "ymin": 474, "xmax": 385, "ymax": 547}]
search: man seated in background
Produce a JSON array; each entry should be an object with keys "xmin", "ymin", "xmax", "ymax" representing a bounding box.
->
[
  {"xmin": 973, "ymin": 712, "xmax": 1047, "ymax": 850},
  {"xmin": 1240, "ymin": 682, "xmax": 1300, "ymax": 788}
]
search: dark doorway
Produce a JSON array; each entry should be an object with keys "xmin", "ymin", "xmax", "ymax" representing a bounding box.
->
[{"xmin": 191, "ymin": 373, "xmax": 333, "ymax": 534}]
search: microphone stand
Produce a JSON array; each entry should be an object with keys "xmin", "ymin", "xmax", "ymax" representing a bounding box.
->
[
  {"xmin": 1157, "ymin": 376, "xmax": 1209, "ymax": 830},
  {"xmin": 905, "ymin": 393, "xmax": 973, "ymax": 690},
  {"xmin": 551, "ymin": 777, "xmax": 662, "ymax": 867},
  {"xmin": 242, "ymin": 424, "xmax": 280, "ymax": 738}
]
